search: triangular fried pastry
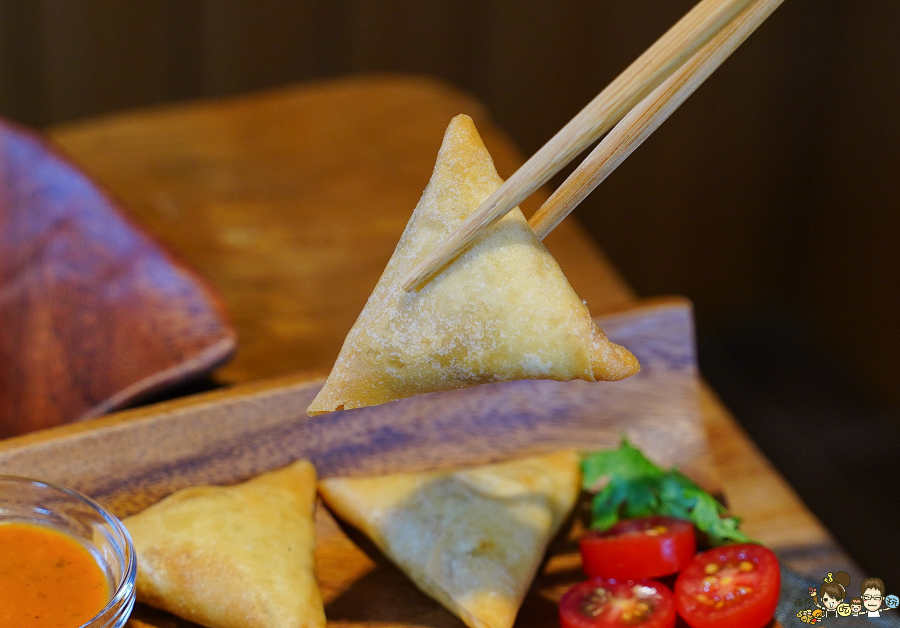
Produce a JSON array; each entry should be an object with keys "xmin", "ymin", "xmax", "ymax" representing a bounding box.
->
[
  {"xmin": 123, "ymin": 460, "xmax": 325, "ymax": 628},
  {"xmin": 307, "ymin": 115, "xmax": 638, "ymax": 415},
  {"xmin": 319, "ymin": 450, "xmax": 581, "ymax": 628}
]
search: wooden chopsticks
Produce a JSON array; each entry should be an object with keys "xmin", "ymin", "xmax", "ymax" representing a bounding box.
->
[
  {"xmin": 401, "ymin": 0, "xmax": 769, "ymax": 292},
  {"xmin": 529, "ymin": 0, "xmax": 784, "ymax": 240}
]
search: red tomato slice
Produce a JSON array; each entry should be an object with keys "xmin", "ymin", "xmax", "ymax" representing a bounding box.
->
[
  {"xmin": 559, "ymin": 577, "xmax": 676, "ymax": 628},
  {"xmin": 580, "ymin": 516, "xmax": 696, "ymax": 580},
  {"xmin": 675, "ymin": 543, "xmax": 780, "ymax": 628}
]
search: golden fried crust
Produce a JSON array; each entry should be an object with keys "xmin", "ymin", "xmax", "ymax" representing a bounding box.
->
[
  {"xmin": 590, "ymin": 325, "xmax": 641, "ymax": 381},
  {"xmin": 307, "ymin": 115, "xmax": 637, "ymax": 416},
  {"xmin": 123, "ymin": 460, "xmax": 325, "ymax": 628},
  {"xmin": 318, "ymin": 451, "xmax": 581, "ymax": 628}
]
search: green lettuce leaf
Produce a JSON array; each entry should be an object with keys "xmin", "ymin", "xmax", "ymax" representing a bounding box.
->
[{"xmin": 581, "ymin": 439, "xmax": 751, "ymax": 546}]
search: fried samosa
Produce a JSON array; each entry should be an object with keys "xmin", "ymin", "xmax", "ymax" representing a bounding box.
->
[
  {"xmin": 318, "ymin": 450, "xmax": 581, "ymax": 628},
  {"xmin": 123, "ymin": 460, "xmax": 325, "ymax": 628},
  {"xmin": 307, "ymin": 115, "xmax": 638, "ymax": 415}
]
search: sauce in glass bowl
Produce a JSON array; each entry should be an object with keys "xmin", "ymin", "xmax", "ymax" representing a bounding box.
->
[
  {"xmin": 0, "ymin": 522, "xmax": 110, "ymax": 627},
  {"xmin": 0, "ymin": 476, "xmax": 136, "ymax": 628}
]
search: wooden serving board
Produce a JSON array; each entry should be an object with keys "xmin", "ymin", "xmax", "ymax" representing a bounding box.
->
[{"xmin": 0, "ymin": 298, "xmax": 715, "ymax": 628}]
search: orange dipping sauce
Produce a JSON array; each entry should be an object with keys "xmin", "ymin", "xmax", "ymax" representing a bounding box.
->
[{"xmin": 0, "ymin": 522, "xmax": 110, "ymax": 628}]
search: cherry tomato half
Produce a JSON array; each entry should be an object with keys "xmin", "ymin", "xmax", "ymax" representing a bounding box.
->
[
  {"xmin": 675, "ymin": 543, "xmax": 780, "ymax": 628},
  {"xmin": 559, "ymin": 577, "xmax": 676, "ymax": 628},
  {"xmin": 580, "ymin": 516, "xmax": 696, "ymax": 580}
]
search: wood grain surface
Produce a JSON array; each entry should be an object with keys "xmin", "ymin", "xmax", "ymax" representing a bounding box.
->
[
  {"xmin": 0, "ymin": 299, "xmax": 716, "ymax": 628},
  {"xmin": 42, "ymin": 74, "xmax": 856, "ymax": 582},
  {"xmin": 0, "ymin": 119, "xmax": 236, "ymax": 437}
]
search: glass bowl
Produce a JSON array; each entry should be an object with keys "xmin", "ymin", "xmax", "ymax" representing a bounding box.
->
[{"xmin": 0, "ymin": 475, "xmax": 136, "ymax": 627}]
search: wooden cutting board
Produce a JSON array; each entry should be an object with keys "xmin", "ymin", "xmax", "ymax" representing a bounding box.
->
[{"xmin": 0, "ymin": 298, "xmax": 719, "ymax": 628}]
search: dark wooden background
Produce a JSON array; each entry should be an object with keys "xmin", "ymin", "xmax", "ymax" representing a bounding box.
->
[{"xmin": 1, "ymin": 0, "xmax": 899, "ymax": 582}]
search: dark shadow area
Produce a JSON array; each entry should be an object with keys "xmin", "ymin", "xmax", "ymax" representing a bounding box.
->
[
  {"xmin": 698, "ymin": 308, "xmax": 900, "ymax": 586},
  {"xmin": 129, "ymin": 374, "xmax": 224, "ymax": 408}
]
